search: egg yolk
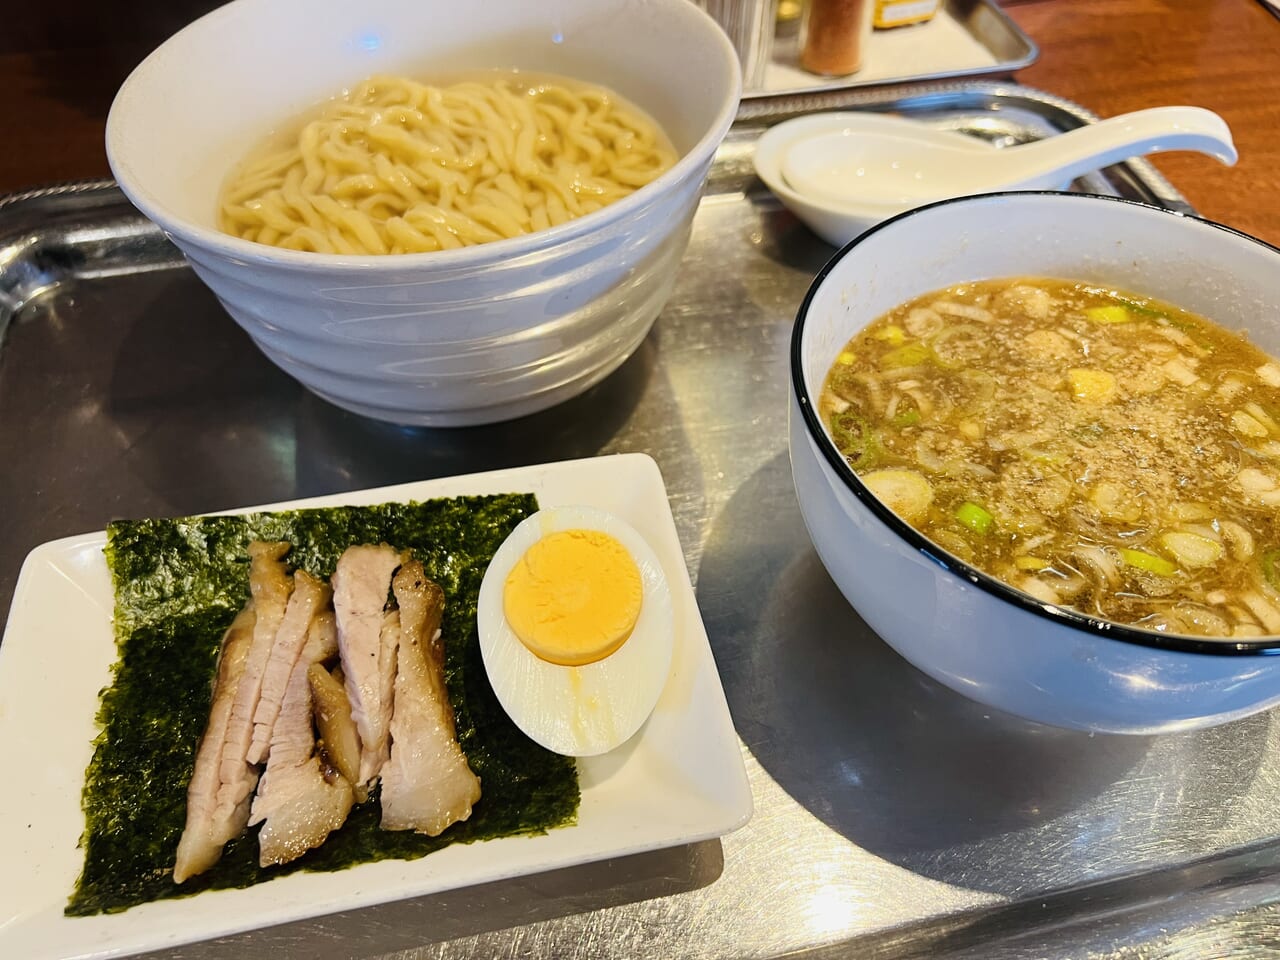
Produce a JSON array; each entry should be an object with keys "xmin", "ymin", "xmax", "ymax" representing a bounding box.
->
[{"xmin": 502, "ymin": 529, "xmax": 643, "ymax": 667}]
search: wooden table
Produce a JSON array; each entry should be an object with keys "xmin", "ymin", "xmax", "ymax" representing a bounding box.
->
[
  {"xmin": 1008, "ymin": 0, "xmax": 1280, "ymax": 245},
  {"xmin": 2, "ymin": 0, "xmax": 1279, "ymax": 244}
]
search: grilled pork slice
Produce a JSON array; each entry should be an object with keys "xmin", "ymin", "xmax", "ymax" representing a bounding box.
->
[
  {"xmin": 173, "ymin": 604, "xmax": 258, "ymax": 884},
  {"xmin": 247, "ymin": 570, "xmax": 331, "ymax": 764},
  {"xmin": 249, "ymin": 609, "xmax": 353, "ymax": 867},
  {"xmin": 309, "ymin": 610, "xmax": 338, "ymax": 657},
  {"xmin": 380, "ymin": 562, "xmax": 481, "ymax": 835},
  {"xmin": 309, "ymin": 661, "xmax": 362, "ymax": 795},
  {"xmin": 332, "ymin": 544, "xmax": 405, "ymax": 790},
  {"xmin": 214, "ymin": 541, "xmax": 293, "ymax": 824},
  {"xmin": 374, "ymin": 605, "xmax": 401, "ymax": 775}
]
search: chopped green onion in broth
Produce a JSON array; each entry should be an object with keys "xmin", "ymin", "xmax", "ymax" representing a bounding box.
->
[{"xmin": 820, "ymin": 277, "xmax": 1280, "ymax": 639}]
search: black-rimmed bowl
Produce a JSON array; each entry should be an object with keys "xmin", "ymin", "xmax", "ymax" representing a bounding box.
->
[{"xmin": 789, "ymin": 191, "xmax": 1280, "ymax": 733}]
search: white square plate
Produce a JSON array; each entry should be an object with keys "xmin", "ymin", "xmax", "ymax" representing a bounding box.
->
[{"xmin": 0, "ymin": 453, "xmax": 752, "ymax": 959}]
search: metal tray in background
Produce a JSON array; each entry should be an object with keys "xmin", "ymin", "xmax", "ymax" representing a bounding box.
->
[
  {"xmin": 749, "ymin": 0, "xmax": 1038, "ymax": 98},
  {"xmin": 2, "ymin": 82, "xmax": 1278, "ymax": 960}
]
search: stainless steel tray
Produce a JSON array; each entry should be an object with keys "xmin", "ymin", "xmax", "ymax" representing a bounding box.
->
[
  {"xmin": 3, "ymin": 81, "xmax": 1278, "ymax": 960},
  {"xmin": 750, "ymin": 0, "xmax": 1038, "ymax": 98}
]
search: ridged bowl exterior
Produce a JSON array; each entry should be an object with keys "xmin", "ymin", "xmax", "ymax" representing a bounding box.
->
[{"xmin": 178, "ymin": 185, "xmax": 700, "ymax": 425}]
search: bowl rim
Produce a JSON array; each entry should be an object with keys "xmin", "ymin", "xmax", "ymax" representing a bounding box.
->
[
  {"xmin": 790, "ymin": 189, "xmax": 1280, "ymax": 657},
  {"xmin": 105, "ymin": 0, "xmax": 742, "ymax": 274}
]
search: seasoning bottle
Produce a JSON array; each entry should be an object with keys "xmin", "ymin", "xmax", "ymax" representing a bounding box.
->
[
  {"xmin": 873, "ymin": 0, "xmax": 940, "ymax": 28},
  {"xmin": 801, "ymin": 0, "xmax": 872, "ymax": 76}
]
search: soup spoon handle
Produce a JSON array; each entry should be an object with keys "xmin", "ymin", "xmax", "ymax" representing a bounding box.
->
[{"xmin": 996, "ymin": 106, "xmax": 1237, "ymax": 190}]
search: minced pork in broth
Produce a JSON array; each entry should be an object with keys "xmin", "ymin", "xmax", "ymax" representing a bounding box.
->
[{"xmin": 820, "ymin": 277, "xmax": 1280, "ymax": 639}]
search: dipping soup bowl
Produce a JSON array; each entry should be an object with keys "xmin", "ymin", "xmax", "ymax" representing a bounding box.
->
[{"xmin": 790, "ymin": 191, "xmax": 1280, "ymax": 733}]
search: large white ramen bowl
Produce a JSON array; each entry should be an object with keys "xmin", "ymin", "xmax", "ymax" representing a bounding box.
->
[
  {"xmin": 790, "ymin": 192, "xmax": 1280, "ymax": 734},
  {"xmin": 106, "ymin": 0, "xmax": 740, "ymax": 425}
]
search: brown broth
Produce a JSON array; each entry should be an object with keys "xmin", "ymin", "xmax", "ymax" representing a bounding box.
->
[{"xmin": 821, "ymin": 277, "xmax": 1280, "ymax": 638}]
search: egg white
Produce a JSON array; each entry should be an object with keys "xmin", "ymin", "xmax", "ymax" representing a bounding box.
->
[{"xmin": 477, "ymin": 505, "xmax": 675, "ymax": 757}]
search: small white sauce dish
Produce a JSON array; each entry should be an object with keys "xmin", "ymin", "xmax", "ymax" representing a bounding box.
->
[
  {"xmin": 790, "ymin": 191, "xmax": 1280, "ymax": 734},
  {"xmin": 758, "ymin": 107, "xmax": 1234, "ymax": 248},
  {"xmin": 754, "ymin": 112, "xmax": 1007, "ymax": 246}
]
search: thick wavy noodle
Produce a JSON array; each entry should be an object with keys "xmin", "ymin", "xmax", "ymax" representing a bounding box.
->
[{"xmin": 218, "ymin": 73, "xmax": 678, "ymax": 254}]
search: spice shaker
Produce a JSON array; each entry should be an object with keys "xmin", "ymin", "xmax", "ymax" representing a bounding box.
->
[{"xmin": 800, "ymin": 0, "xmax": 872, "ymax": 76}]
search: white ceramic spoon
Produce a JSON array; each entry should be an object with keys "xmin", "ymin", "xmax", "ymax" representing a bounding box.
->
[{"xmin": 781, "ymin": 106, "xmax": 1237, "ymax": 210}]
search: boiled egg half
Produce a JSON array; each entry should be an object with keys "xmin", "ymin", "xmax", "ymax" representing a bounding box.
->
[{"xmin": 477, "ymin": 505, "xmax": 674, "ymax": 757}]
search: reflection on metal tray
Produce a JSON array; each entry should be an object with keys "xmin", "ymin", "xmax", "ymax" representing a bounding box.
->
[
  {"xmin": 749, "ymin": 0, "xmax": 1038, "ymax": 98},
  {"xmin": 1, "ymin": 81, "xmax": 1277, "ymax": 959}
]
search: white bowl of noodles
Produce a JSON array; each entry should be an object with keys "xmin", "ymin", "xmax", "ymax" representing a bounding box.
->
[
  {"xmin": 106, "ymin": 0, "xmax": 741, "ymax": 425},
  {"xmin": 791, "ymin": 191, "xmax": 1280, "ymax": 734}
]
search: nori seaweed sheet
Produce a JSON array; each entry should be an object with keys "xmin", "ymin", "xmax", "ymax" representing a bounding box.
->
[{"xmin": 68, "ymin": 494, "xmax": 580, "ymax": 916}]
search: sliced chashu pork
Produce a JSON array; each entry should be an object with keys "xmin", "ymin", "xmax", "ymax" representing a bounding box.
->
[
  {"xmin": 309, "ymin": 661, "xmax": 361, "ymax": 791},
  {"xmin": 173, "ymin": 604, "xmax": 258, "ymax": 884},
  {"xmin": 249, "ymin": 611, "xmax": 355, "ymax": 867},
  {"xmin": 380, "ymin": 561, "xmax": 481, "ymax": 835},
  {"xmin": 332, "ymin": 544, "xmax": 405, "ymax": 790},
  {"xmin": 212, "ymin": 541, "xmax": 293, "ymax": 826},
  {"xmin": 247, "ymin": 570, "xmax": 331, "ymax": 765}
]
